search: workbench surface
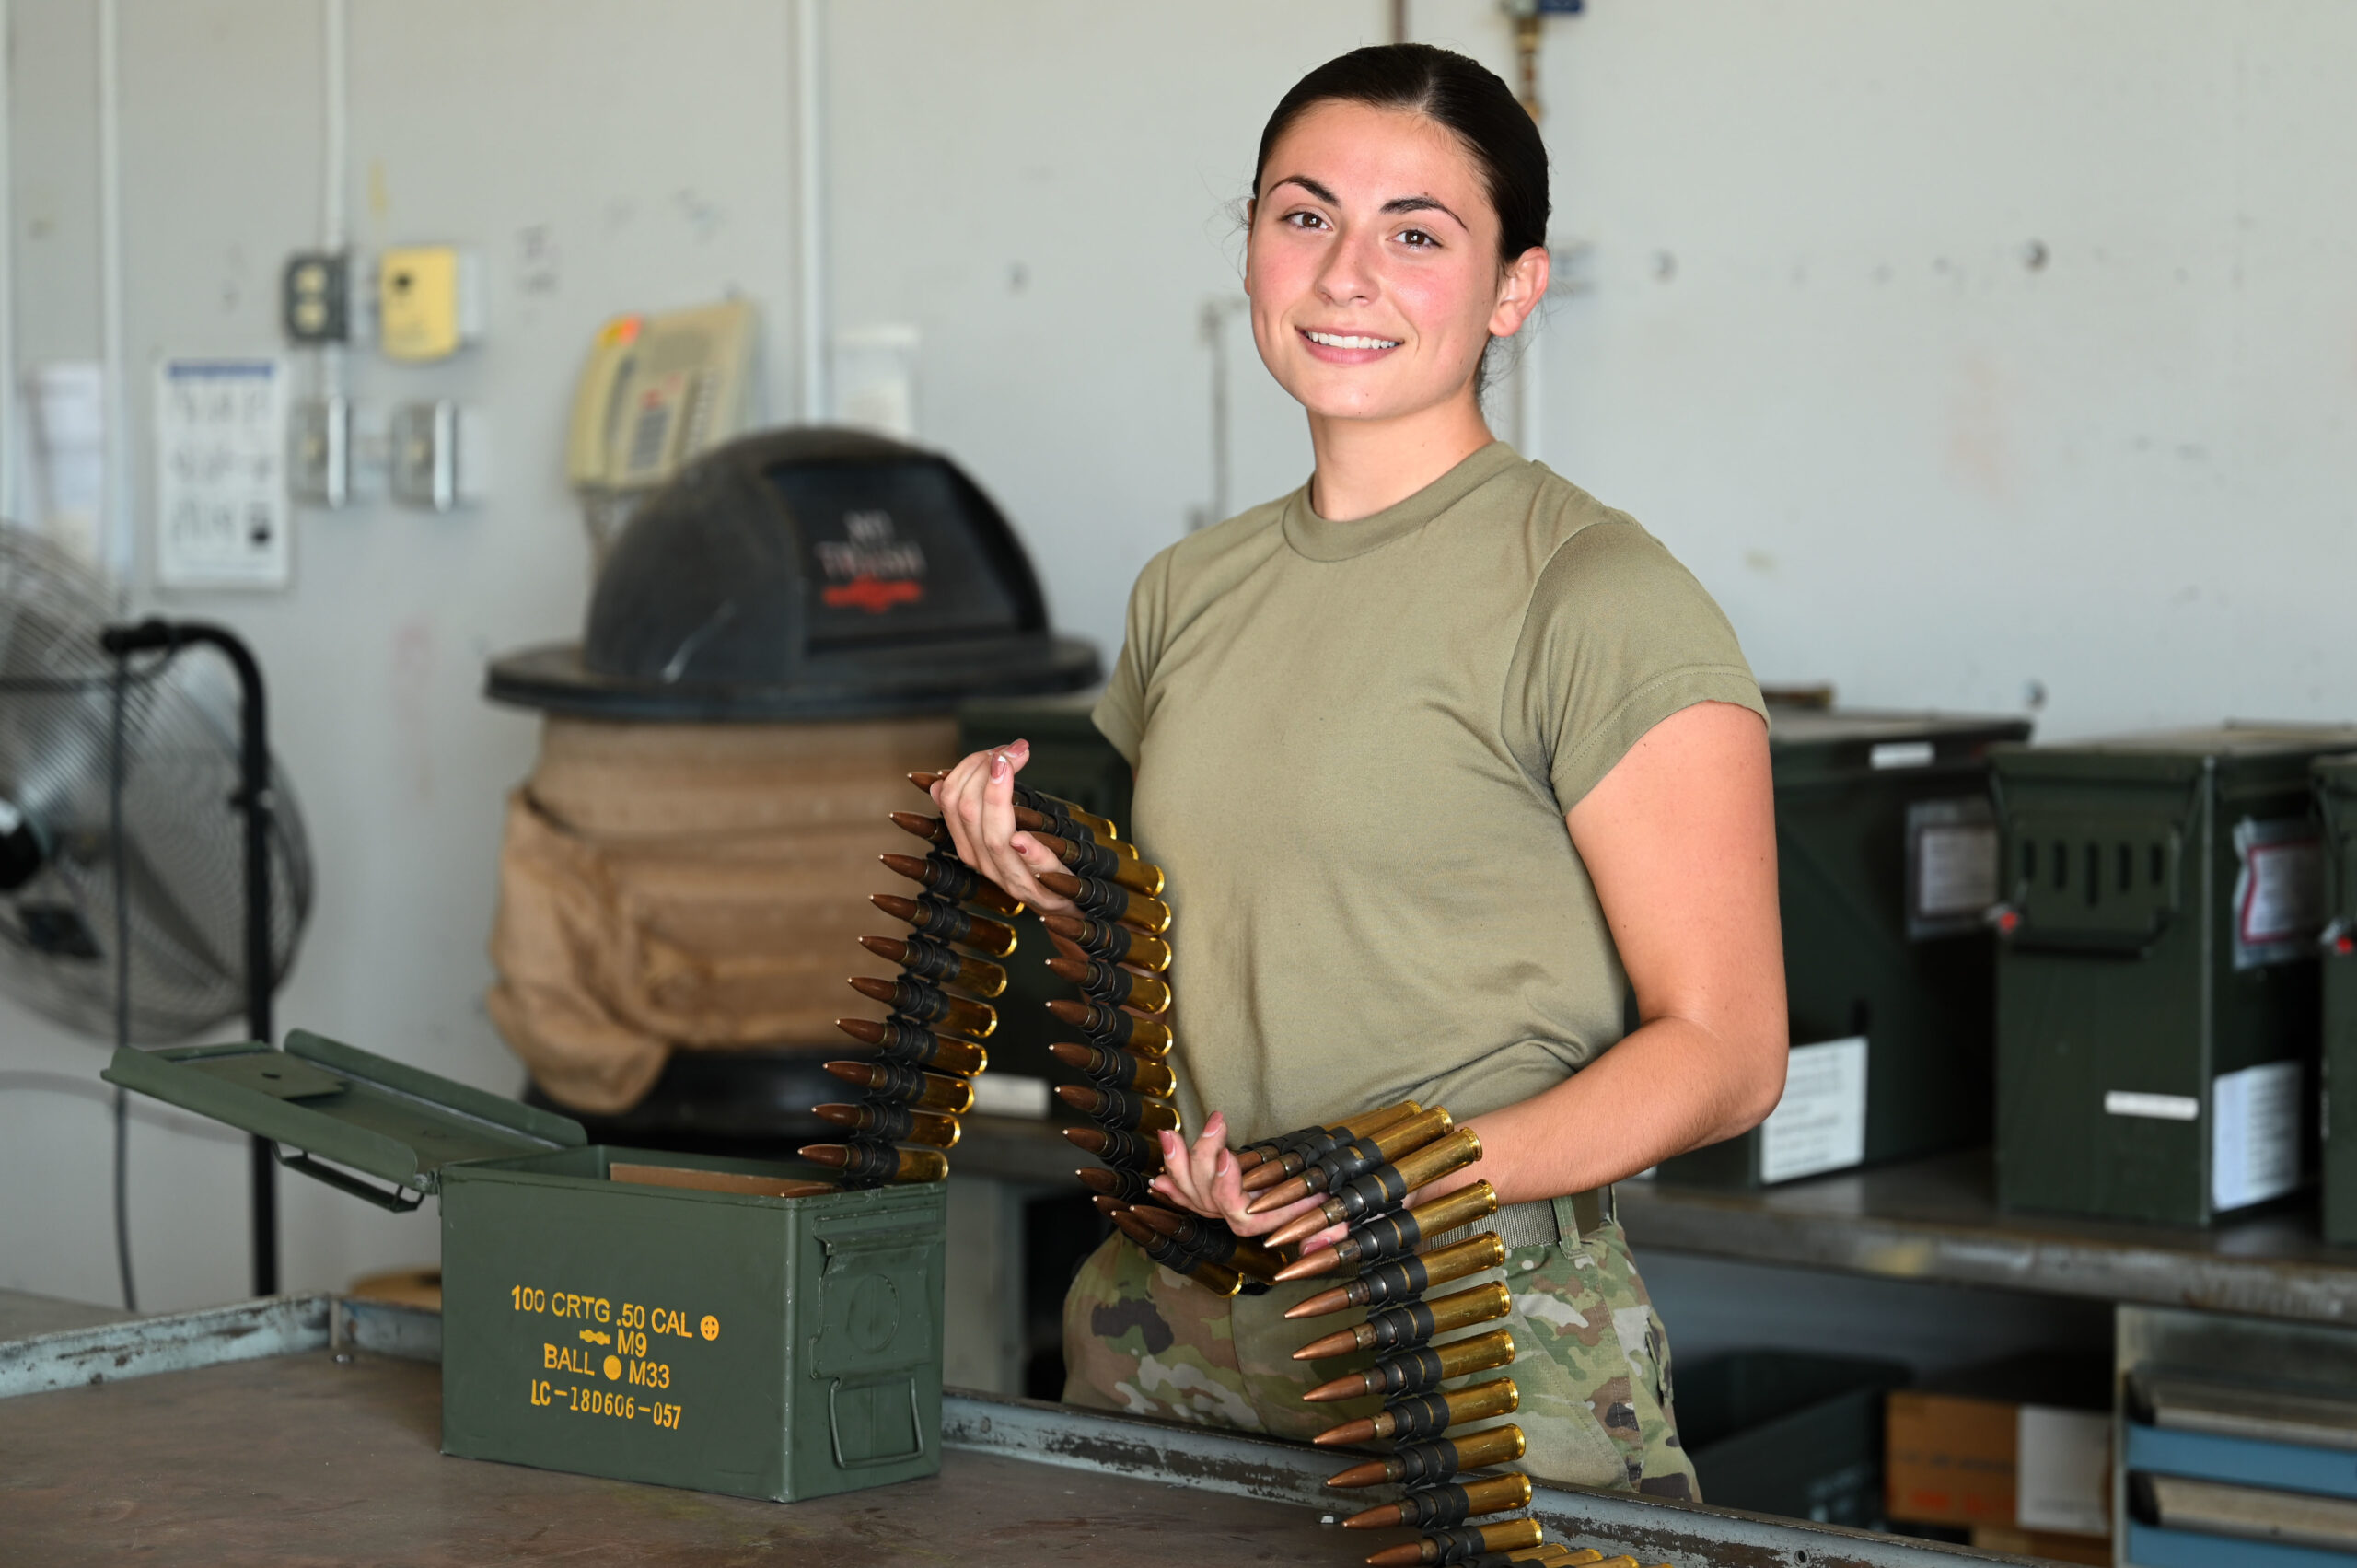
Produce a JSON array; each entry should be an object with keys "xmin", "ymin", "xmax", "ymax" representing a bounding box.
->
[{"xmin": 0, "ymin": 1348, "xmax": 1364, "ymax": 1568}]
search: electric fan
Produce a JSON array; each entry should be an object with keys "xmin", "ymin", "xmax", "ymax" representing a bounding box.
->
[{"xmin": 0, "ymin": 520, "xmax": 313, "ymax": 1295}]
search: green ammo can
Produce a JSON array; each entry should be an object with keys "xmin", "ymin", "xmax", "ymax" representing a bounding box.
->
[
  {"xmin": 2316, "ymin": 754, "xmax": 2357, "ymax": 1245},
  {"xmin": 1658, "ymin": 706, "xmax": 2031, "ymax": 1188},
  {"xmin": 101, "ymin": 1029, "xmax": 946, "ymax": 1502},
  {"xmin": 1991, "ymin": 725, "xmax": 2357, "ymax": 1226}
]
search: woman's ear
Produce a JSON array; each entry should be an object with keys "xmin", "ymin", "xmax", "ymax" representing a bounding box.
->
[
  {"xmin": 1488, "ymin": 245, "xmax": 1551, "ymax": 339},
  {"xmin": 1241, "ymin": 196, "xmax": 1259, "ymax": 292}
]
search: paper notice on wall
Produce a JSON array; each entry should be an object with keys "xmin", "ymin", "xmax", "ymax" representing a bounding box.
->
[
  {"xmin": 2014, "ymin": 1406, "xmax": 2110, "ymax": 1535},
  {"xmin": 155, "ymin": 357, "xmax": 290, "ymax": 589},
  {"xmin": 2232, "ymin": 817, "xmax": 2323, "ymax": 969},
  {"xmin": 970, "ymin": 1073, "xmax": 1049, "ymax": 1120},
  {"xmin": 2212, "ymin": 1059, "xmax": 2303, "ymax": 1212},
  {"xmin": 1759, "ymin": 1036, "xmax": 1868, "ymax": 1184}
]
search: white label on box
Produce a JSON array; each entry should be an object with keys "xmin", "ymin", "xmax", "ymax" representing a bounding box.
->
[
  {"xmin": 2105, "ymin": 1090, "xmax": 2200, "ymax": 1121},
  {"xmin": 2233, "ymin": 817, "xmax": 2324, "ymax": 969},
  {"xmin": 155, "ymin": 356, "xmax": 290, "ymax": 588},
  {"xmin": 970, "ymin": 1073, "xmax": 1051, "ymax": 1120},
  {"xmin": 2212, "ymin": 1059, "xmax": 2303, "ymax": 1211},
  {"xmin": 1918, "ymin": 823, "xmax": 2000, "ymax": 919},
  {"xmin": 2014, "ymin": 1405, "xmax": 2110, "ymax": 1535},
  {"xmin": 1870, "ymin": 740, "xmax": 1935, "ymax": 770},
  {"xmin": 1759, "ymin": 1036, "xmax": 1867, "ymax": 1184}
]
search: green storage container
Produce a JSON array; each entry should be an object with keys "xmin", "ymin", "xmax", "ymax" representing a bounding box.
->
[
  {"xmin": 2316, "ymin": 755, "xmax": 2357, "ymax": 1245},
  {"xmin": 1678, "ymin": 1349, "xmax": 1912, "ymax": 1527},
  {"xmin": 1660, "ymin": 707, "xmax": 2031, "ymax": 1189},
  {"xmin": 956, "ymin": 690, "xmax": 1132, "ymax": 1091},
  {"xmin": 102, "ymin": 1029, "xmax": 945, "ymax": 1502},
  {"xmin": 1991, "ymin": 725, "xmax": 2357, "ymax": 1226}
]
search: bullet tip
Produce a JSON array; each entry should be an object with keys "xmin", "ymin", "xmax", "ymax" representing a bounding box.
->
[
  {"xmin": 795, "ymin": 1144, "xmax": 848, "ymax": 1169},
  {"xmin": 834, "ymin": 1016, "xmax": 886, "ymax": 1044}
]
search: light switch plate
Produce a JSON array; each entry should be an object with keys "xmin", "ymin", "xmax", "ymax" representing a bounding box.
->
[
  {"xmin": 389, "ymin": 400, "xmax": 459, "ymax": 510},
  {"xmin": 281, "ymin": 250, "xmax": 350, "ymax": 343},
  {"xmin": 288, "ymin": 394, "xmax": 351, "ymax": 506}
]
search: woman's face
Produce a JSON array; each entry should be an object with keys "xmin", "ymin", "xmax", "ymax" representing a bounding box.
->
[{"xmin": 1246, "ymin": 100, "xmax": 1542, "ymax": 425}]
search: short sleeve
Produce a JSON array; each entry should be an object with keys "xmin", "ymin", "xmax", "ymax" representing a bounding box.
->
[
  {"xmin": 1503, "ymin": 518, "xmax": 1766, "ymax": 813},
  {"xmin": 1089, "ymin": 551, "xmax": 1172, "ymax": 766}
]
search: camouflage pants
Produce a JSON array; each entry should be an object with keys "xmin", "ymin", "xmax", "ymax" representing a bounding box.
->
[{"xmin": 1062, "ymin": 1207, "xmax": 1699, "ymax": 1501}]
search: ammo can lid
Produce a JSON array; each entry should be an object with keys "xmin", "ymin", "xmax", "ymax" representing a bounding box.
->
[
  {"xmin": 484, "ymin": 426, "xmax": 1100, "ymax": 722},
  {"xmin": 103, "ymin": 1030, "xmax": 585, "ymax": 1202},
  {"xmin": 1765, "ymin": 706, "xmax": 2033, "ymax": 775},
  {"xmin": 1991, "ymin": 722, "xmax": 2357, "ymax": 782}
]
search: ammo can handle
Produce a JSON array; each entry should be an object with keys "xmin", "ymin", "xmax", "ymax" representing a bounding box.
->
[{"xmin": 274, "ymin": 1148, "xmax": 427, "ymax": 1214}]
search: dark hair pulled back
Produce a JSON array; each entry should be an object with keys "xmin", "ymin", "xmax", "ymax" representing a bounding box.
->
[{"xmin": 1253, "ymin": 43, "xmax": 1550, "ymax": 267}]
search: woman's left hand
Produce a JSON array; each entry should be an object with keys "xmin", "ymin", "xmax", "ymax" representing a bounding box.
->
[{"xmin": 1148, "ymin": 1112, "xmax": 1350, "ymax": 1254}]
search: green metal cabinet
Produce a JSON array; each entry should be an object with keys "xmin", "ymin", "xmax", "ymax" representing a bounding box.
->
[
  {"xmin": 102, "ymin": 1029, "xmax": 945, "ymax": 1502},
  {"xmin": 2316, "ymin": 755, "xmax": 2357, "ymax": 1246},
  {"xmin": 1991, "ymin": 726, "xmax": 2357, "ymax": 1226},
  {"xmin": 1659, "ymin": 707, "xmax": 2032, "ymax": 1189}
]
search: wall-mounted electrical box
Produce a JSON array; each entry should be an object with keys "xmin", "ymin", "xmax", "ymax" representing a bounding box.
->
[
  {"xmin": 282, "ymin": 250, "xmax": 352, "ymax": 343},
  {"xmin": 288, "ymin": 395, "xmax": 352, "ymax": 507},
  {"xmin": 378, "ymin": 246, "xmax": 481, "ymax": 363},
  {"xmin": 390, "ymin": 400, "xmax": 486, "ymax": 511}
]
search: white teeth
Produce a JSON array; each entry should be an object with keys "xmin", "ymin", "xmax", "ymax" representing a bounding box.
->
[{"xmin": 1306, "ymin": 331, "xmax": 1400, "ymax": 351}]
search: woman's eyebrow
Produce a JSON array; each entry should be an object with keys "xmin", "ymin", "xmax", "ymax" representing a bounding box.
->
[
  {"xmin": 1271, "ymin": 174, "xmax": 1340, "ymax": 203},
  {"xmin": 1381, "ymin": 194, "xmax": 1466, "ymax": 231}
]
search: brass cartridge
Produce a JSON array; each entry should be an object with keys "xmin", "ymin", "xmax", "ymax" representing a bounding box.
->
[
  {"xmin": 1273, "ymin": 1181, "xmax": 1500, "ymax": 1283},
  {"xmin": 1312, "ymin": 1376, "xmax": 1522, "ymax": 1447},
  {"xmin": 823, "ymin": 1059, "xmax": 976, "ymax": 1115},
  {"xmin": 1074, "ymin": 1164, "xmax": 1156, "ymax": 1202},
  {"xmin": 1238, "ymin": 1101, "xmax": 1422, "ymax": 1177},
  {"xmin": 832, "ymin": 1016, "xmax": 989, "ymax": 1077},
  {"xmin": 1362, "ymin": 1518, "xmax": 1545, "ymax": 1568},
  {"xmin": 1292, "ymin": 1281, "xmax": 1512, "ymax": 1361},
  {"xmin": 1301, "ymin": 1327, "xmax": 1516, "ymax": 1403},
  {"xmin": 1265, "ymin": 1127, "xmax": 1484, "ymax": 1245},
  {"xmin": 1341, "ymin": 1471, "xmax": 1533, "ymax": 1530},
  {"xmin": 858, "ymin": 935, "xmax": 1008, "ymax": 998},
  {"xmin": 1322, "ymin": 1423, "xmax": 1526, "ymax": 1489},
  {"xmin": 797, "ymin": 1143, "xmax": 949, "ymax": 1185},
  {"xmin": 1042, "ymin": 911, "xmax": 1172, "ymax": 971},
  {"xmin": 888, "ymin": 810, "xmax": 953, "ymax": 848},
  {"xmin": 1043, "ymin": 996, "xmax": 1173, "ymax": 1055},
  {"xmin": 1062, "ymin": 1123, "xmax": 1165, "ymax": 1171},
  {"xmin": 870, "ymin": 892, "xmax": 1017, "ymax": 958},
  {"xmin": 878, "ymin": 851, "xmax": 1024, "ymax": 918},
  {"xmin": 1056, "ymin": 1082, "xmax": 1181, "ymax": 1134},
  {"xmin": 1285, "ymin": 1234, "xmax": 1508, "ymax": 1320},
  {"xmin": 1244, "ymin": 1105, "xmax": 1455, "ymax": 1202},
  {"xmin": 1043, "ymin": 955, "xmax": 1172, "ymax": 1016},
  {"xmin": 1048, "ymin": 1041, "xmax": 1178, "ymax": 1099},
  {"xmin": 812, "ymin": 1101, "xmax": 962, "ymax": 1149},
  {"xmin": 1037, "ymin": 870, "xmax": 1171, "ymax": 934},
  {"xmin": 1109, "ymin": 1207, "xmax": 1241, "ymax": 1296},
  {"xmin": 1030, "ymin": 831, "xmax": 1165, "ymax": 897},
  {"xmin": 1130, "ymin": 1202, "xmax": 1287, "ymax": 1283},
  {"xmin": 848, "ymin": 973, "xmax": 997, "ymax": 1039}
]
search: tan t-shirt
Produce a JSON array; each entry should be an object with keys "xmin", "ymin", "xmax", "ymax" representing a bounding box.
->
[{"xmin": 1093, "ymin": 441, "xmax": 1764, "ymax": 1144}]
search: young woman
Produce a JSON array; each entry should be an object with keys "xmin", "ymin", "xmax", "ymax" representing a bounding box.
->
[{"xmin": 931, "ymin": 43, "xmax": 1785, "ymax": 1500}]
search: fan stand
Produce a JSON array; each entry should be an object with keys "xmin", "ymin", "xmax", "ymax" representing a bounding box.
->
[{"xmin": 101, "ymin": 619, "xmax": 278, "ymax": 1298}]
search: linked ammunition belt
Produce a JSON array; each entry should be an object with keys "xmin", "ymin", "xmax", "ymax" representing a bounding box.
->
[{"xmin": 804, "ymin": 774, "xmax": 1654, "ymax": 1568}]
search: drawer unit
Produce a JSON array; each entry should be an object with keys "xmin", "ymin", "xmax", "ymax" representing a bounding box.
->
[{"xmin": 104, "ymin": 1029, "xmax": 945, "ymax": 1502}]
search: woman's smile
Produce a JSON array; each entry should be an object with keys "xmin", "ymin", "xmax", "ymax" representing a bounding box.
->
[{"xmin": 1297, "ymin": 326, "xmax": 1404, "ymax": 362}]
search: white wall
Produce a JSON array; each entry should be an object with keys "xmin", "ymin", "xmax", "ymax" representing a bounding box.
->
[{"xmin": 4, "ymin": 0, "xmax": 2354, "ymax": 1310}]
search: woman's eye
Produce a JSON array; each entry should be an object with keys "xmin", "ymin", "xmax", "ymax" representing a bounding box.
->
[
  {"xmin": 1283, "ymin": 210, "xmax": 1329, "ymax": 232},
  {"xmin": 1397, "ymin": 228, "xmax": 1440, "ymax": 250}
]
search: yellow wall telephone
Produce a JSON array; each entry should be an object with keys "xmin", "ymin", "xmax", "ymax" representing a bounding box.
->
[{"xmin": 565, "ymin": 298, "xmax": 759, "ymax": 493}]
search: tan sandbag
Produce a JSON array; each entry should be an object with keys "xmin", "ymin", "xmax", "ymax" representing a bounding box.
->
[{"xmin": 486, "ymin": 714, "xmax": 961, "ymax": 1114}]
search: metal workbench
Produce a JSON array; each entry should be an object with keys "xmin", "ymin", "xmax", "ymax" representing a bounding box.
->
[
  {"xmin": 956, "ymin": 1117, "xmax": 2357, "ymax": 1325},
  {"xmin": 0, "ymin": 1290, "xmax": 2020, "ymax": 1568}
]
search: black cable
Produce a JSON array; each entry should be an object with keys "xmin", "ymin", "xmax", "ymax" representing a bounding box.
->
[{"xmin": 108, "ymin": 649, "xmax": 135, "ymax": 1313}]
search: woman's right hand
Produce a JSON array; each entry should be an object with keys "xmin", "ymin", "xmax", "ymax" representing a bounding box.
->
[{"xmin": 929, "ymin": 738, "xmax": 1076, "ymax": 915}]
